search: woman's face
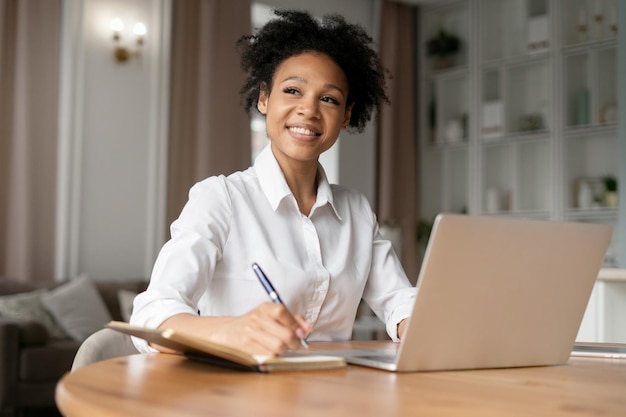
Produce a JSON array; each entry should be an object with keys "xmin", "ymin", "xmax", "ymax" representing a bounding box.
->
[{"xmin": 257, "ymin": 52, "xmax": 352, "ymax": 168}]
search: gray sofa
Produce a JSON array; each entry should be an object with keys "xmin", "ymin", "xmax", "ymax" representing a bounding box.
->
[{"xmin": 0, "ymin": 277, "xmax": 147, "ymax": 417}]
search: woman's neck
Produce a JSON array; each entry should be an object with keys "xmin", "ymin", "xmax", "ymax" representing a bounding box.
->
[{"xmin": 279, "ymin": 159, "xmax": 319, "ymax": 217}]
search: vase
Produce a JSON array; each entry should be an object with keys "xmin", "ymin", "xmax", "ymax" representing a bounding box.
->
[
  {"xmin": 605, "ymin": 191, "xmax": 618, "ymax": 208},
  {"xmin": 577, "ymin": 181, "xmax": 593, "ymax": 209},
  {"xmin": 486, "ymin": 188, "xmax": 501, "ymax": 213},
  {"xmin": 433, "ymin": 56, "xmax": 451, "ymax": 70},
  {"xmin": 444, "ymin": 118, "xmax": 464, "ymax": 143}
]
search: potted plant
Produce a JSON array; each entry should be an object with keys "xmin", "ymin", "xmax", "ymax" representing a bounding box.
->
[
  {"xmin": 603, "ymin": 175, "xmax": 618, "ymax": 208},
  {"xmin": 416, "ymin": 219, "xmax": 433, "ymax": 247},
  {"xmin": 426, "ymin": 29, "xmax": 460, "ymax": 70}
]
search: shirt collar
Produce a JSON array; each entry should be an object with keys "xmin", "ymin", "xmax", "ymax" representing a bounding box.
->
[{"xmin": 253, "ymin": 144, "xmax": 341, "ymax": 219}]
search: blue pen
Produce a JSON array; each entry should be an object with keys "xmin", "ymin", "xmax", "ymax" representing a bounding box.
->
[{"xmin": 252, "ymin": 262, "xmax": 309, "ymax": 349}]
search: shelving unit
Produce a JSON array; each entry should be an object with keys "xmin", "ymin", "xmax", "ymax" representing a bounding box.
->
[
  {"xmin": 419, "ymin": 0, "xmax": 618, "ymax": 252},
  {"xmin": 418, "ymin": 0, "xmax": 620, "ymax": 342}
]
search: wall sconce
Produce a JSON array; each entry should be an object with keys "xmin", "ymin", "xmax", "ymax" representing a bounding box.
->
[{"xmin": 111, "ymin": 17, "xmax": 146, "ymax": 63}]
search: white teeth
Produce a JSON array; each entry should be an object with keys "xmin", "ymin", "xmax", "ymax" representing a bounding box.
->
[{"xmin": 289, "ymin": 126, "xmax": 317, "ymax": 136}]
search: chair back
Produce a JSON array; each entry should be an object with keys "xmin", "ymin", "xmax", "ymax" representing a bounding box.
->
[{"xmin": 71, "ymin": 328, "xmax": 138, "ymax": 371}]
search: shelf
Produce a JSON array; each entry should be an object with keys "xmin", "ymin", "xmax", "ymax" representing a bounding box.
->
[
  {"xmin": 562, "ymin": 38, "xmax": 617, "ymax": 55},
  {"xmin": 565, "ymin": 208, "xmax": 618, "ymax": 222},
  {"xmin": 564, "ymin": 123, "xmax": 617, "ymax": 137},
  {"xmin": 598, "ymin": 268, "xmax": 626, "ymax": 282},
  {"xmin": 421, "ymin": 141, "xmax": 469, "ymax": 151},
  {"xmin": 418, "ymin": 0, "xmax": 618, "ymax": 257},
  {"xmin": 481, "ymin": 130, "xmax": 550, "ymax": 145},
  {"xmin": 481, "ymin": 210, "xmax": 551, "ymax": 220},
  {"xmin": 430, "ymin": 65, "xmax": 469, "ymax": 79},
  {"xmin": 480, "ymin": 50, "xmax": 550, "ymax": 70}
]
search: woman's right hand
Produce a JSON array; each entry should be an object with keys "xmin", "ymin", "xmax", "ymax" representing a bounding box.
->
[{"xmin": 157, "ymin": 304, "xmax": 311, "ymax": 357}]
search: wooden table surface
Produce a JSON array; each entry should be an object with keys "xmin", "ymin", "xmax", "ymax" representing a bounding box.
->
[{"xmin": 56, "ymin": 341, "xmax": 626, "ymax": 417}]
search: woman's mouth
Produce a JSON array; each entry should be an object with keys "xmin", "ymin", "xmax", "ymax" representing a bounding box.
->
[{"xmin": 288, "ymin": 126, "xmax": 320, "ymax": 137}]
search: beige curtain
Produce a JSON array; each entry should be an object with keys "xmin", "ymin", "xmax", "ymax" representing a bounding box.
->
[
  {"xmin": 377, "ymin": 1, "xmax": 419, "ymax": 284},
  {"xmin": 167, "ymin": 0, "xmax": 252, "ymax": 228},
  {"xmin": 0, "ymin": 0, "xmax": 60, "ymax": 284}
]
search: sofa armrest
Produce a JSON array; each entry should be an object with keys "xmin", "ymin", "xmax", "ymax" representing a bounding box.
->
[
  {"xmin": 0, "ymin": 320, "xmax": 18, "ymax": 410},
  {"xmin": 0, "ymin": 319, "xmax": 51, "ymax": 410},
  {"xmin": 0, "ymin": 318, "xmax": 48, "ymax": 347},
  {"xmin": 0, "ymin": 318, "xmax": 50, "ymax": 348}
]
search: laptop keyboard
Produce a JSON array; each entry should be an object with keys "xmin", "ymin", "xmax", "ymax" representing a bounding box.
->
[
  {"xmin": 314, "ymin": 348, "xmax": 399, "ymax": 361},
  {"xmin": 353, "ymin": 354, "xmax": 398, "ymax": 363}
]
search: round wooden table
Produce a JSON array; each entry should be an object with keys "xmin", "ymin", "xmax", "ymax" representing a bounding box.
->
[{"xmin": 56, "ymin": 341, "xmax": 626, "ymax": 417}]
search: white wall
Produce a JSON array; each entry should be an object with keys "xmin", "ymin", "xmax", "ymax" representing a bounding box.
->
[{"xmin": 56, "ymin": 0, "xmax": 171, "ymax": 280}]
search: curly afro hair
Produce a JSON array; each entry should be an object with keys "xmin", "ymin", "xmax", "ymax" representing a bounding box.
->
[{"xmin": 237, "ymin": 9, "xmax": 389, "ymax": 133}]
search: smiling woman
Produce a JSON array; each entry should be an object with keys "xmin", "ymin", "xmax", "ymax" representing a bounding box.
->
[{"xmin": 129, "ymin": 8, "xmax": 416, "ymax": 358}]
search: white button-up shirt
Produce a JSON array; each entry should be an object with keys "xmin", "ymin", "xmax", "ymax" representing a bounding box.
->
[{"xmin": 131, "ymin": 145, "xmax": 416, "ymax": 352}]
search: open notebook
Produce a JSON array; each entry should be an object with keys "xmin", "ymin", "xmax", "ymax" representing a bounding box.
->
[
  {"xmin": 318, "ymin": 214, "xmax": 613, "ymax": 372},
  {"xmin": 106, "ymin": 321, "xmax": 346, "ymax": 373}
]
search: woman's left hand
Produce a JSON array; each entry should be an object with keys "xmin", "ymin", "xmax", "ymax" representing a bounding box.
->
[{"xmin": 397, "ymin": 319, "xmax": 407, "ymax": 339}]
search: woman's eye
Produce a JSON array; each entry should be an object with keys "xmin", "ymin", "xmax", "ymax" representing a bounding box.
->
[
  {"xmin": 321, "ymin": 96, "xmax": 340, "ymax": 105},
  {"xmin": 283, "ymin": 87, "xmax": 299, "ymax": 95}
]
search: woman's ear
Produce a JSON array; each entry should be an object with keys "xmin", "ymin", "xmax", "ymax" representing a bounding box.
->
[
  {"xmin": 257, "ymin": 82, "xmax": 269, "ymax": 115},
  {"xmin": 343, "ymin": 103, "xmax": 354, "ymax": 129}
]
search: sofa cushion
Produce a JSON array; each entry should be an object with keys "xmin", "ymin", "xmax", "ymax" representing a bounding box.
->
[
  {"xmin": 0, "ymin": 290, "xmax": 66, "ymax": 339},
  {"xmin": 41, "ymin": 275, "xmax": 112, "ymax": 342},
  {"xmin": 19, "ymin": 339, "xmax": 80, "ymax": 381},
  {"xmin": 95, "ymin": 280, "xmax": 148, "ymax": 321},
  {"xmin": 117, "ymin": 289, "xmax": 137, "ymax": 322}
]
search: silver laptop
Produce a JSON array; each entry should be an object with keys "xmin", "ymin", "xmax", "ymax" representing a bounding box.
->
[{"xmin": 319, "ymin": 214, "xmax": 612, "ymax": 372}]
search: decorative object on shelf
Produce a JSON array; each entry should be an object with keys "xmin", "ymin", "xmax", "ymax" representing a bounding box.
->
[
  {"xmin": 519, "ymin": 113, "xmax": 544, "ymax": 132},
  {"xmin": 576, "ymin": 88, "xmax": 589, "ymax": 125},
  {"xmin": 608, "ymin": 6, "xmax": 617, "ymax": 38},
  {"xmin": 485, "ymin": 188, "xmax": 501, "ymax": 213},
  {"xmin": 603, "ymin": 175, "xmax": 618, "ymax": 208},
  {"xmin": 593, "ymin": 2, "xmax": 604, "ymax": 40},
  {"xmin": 426, "ymin": 29, "xmax": 460, "ymax": 70},
  {"xmin": 600, "ymin": 102, "xmax": 617, "ymax": 124},
  {"xmin": 577, "ymin": 180, "xmax": 593, "ymax": 210},
  {"xmin": 527, "ymin": 14, "xmax": 549, "ymax": 52},
  {"xmin": 482, "ymin": 101, "xmax": 503, "ymax": 137},
  {"xmin": 444, "ymin": 118, "xmax": 463, "ymax": 143},
  {"xmin": 578, "ymin": 8, "xmax": 588, "ymax": 43},
  {"xmin": 444, "ymin": 115, "xmax": 465, "ymax": 143}
]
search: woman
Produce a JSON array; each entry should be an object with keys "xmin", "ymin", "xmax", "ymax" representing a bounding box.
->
[{"xmin": 131, "ymin": 9, "xmax": 416, "ymax": 356}]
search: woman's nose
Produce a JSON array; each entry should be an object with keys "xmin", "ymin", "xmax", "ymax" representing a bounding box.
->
[{"xmin": 298, "ymin": 96, "xmax": 320, "ymax": 118}]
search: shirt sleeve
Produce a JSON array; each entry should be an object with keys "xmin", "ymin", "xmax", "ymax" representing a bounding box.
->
[
  {"xmin": 129, "ymin": 176, "xmax": 232, "ymax": 353},
  {"xmin": 360, "ymin": 200, "xmax": 417, "ymax": 342}
]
